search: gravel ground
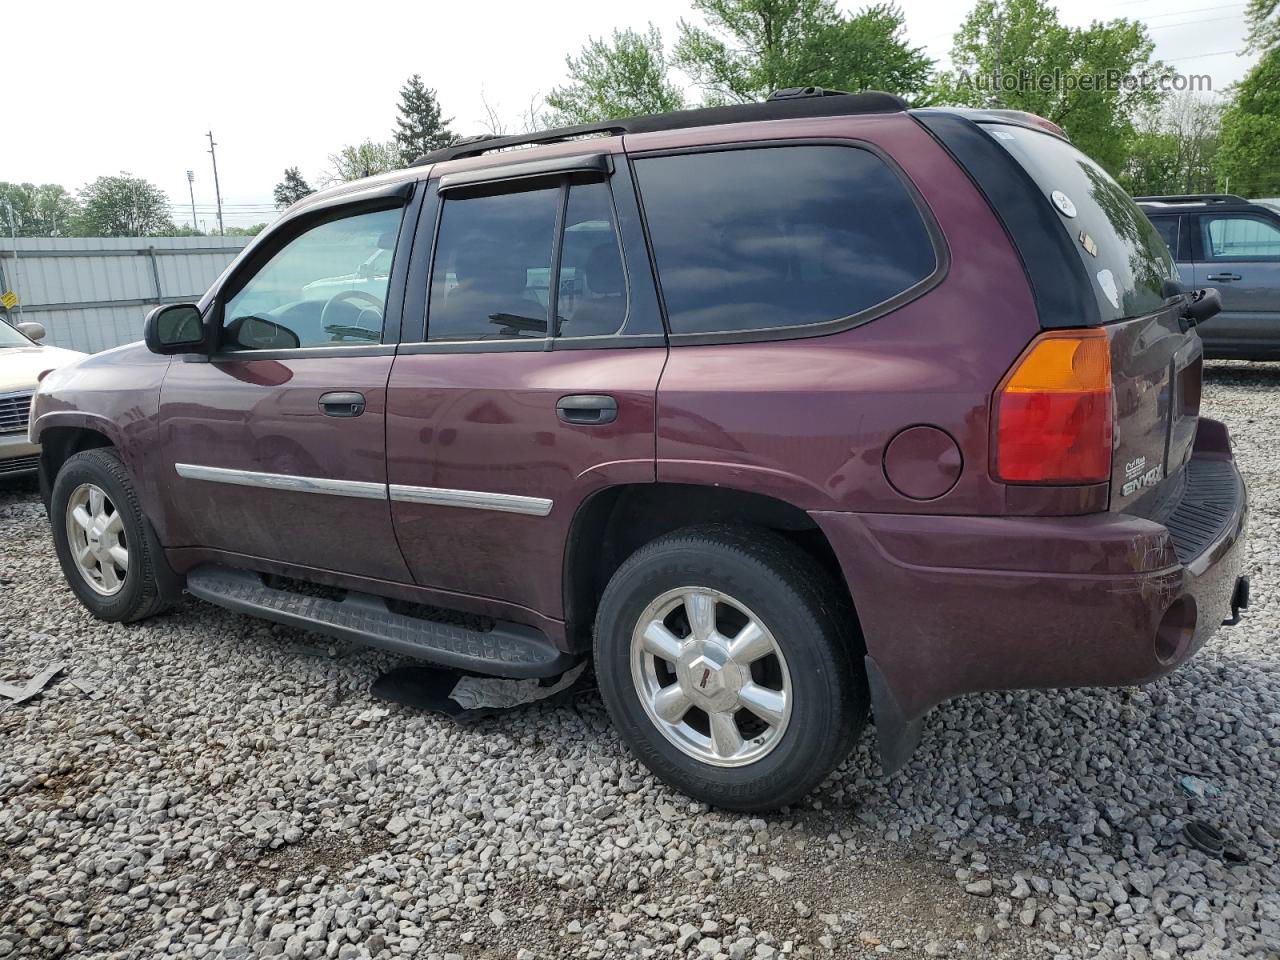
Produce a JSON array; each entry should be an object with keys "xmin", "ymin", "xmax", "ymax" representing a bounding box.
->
[{"xmin": 1, "ymin": 361, "xmax": 1277, "ymax": 960}]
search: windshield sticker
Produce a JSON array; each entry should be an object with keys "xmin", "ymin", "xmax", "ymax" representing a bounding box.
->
[
  {"xmin": 1097, "ymin": 269, "xmax": 1120, "ymax": 309},
  {"xmin": 1079, "ymin": 231, "xmax": 1099, "ymax": 257},
  {"xmin": 1051, "ymin": 190, "xmax": 1077, "ymax": 217}
]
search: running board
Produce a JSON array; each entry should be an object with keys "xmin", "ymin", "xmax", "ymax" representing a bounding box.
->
[{"xmin": 185, "ymin": 565, "xmax": 577, "ymax": 679}]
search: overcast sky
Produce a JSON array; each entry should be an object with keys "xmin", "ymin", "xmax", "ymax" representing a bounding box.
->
[{"xmin": 4, "ymin": 0, "xmax": 1258, "ymax": 229}]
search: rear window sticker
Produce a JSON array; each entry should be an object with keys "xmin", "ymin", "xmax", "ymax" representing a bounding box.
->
[{"xmin": 1097, "ymin": 268, "xmax": 1120, "ymax": 309}]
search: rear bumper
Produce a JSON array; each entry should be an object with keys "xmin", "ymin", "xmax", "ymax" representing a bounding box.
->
[{"xmin": 812, "ymin": 417, "xmax": 1247, "ymax": 768}]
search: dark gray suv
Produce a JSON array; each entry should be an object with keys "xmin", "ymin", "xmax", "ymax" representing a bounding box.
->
[{"xmin": 1139, "ymin": 194, "xmax": 1280, "ymax": 359}]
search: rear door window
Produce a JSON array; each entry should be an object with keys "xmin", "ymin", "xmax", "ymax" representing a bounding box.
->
[
  {"xmin": 983, "ymin": 125, "xmax": 1179, "ymax": 323},
  {"xmin": 426, "ymin": 178, "xmax": 629, "ymax": 342},
  {"xmin": 427, "ymin": 187, "xmax": 559, "ymax": 341},
  {"xmin": 633, "ymin": 145, "xmax": 937, "ymax": 336}
]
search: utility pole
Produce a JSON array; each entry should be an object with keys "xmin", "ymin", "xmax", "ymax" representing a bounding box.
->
[
  {"xmin": 206, "ymin": 131, "xmax": 225, "ymax": 236},
  {"xmin": 186, "ymin": 170, "xmax": 198, "ymax": 233}
]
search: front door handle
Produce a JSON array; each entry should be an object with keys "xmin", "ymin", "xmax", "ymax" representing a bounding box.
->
[
  {"xmin": 319, "ymin": 391, "xmax": 366, "ymax": 418},
  {"xmin": 556, "ymin": 394, "xmax": 618, "ymax": 425},
  {"xmin": 1206, "ymin": 273, "xmax": 1242, "ymax": 282}
]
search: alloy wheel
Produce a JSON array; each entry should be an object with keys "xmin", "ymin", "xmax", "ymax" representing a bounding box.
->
[
  {"xmin": 630, "ymin": 587, "xmax": 792, "ymax": 767},
  {"xmin": 65, "ymin": 483, "xmax": 129, "ymax": 596}
]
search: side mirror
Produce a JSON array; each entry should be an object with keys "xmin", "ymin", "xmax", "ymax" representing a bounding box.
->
[
  {"xmin": 15, "ymin": 320, "xmax": 46, "ymax": 342},
  {"xmin": 1183, "ymin": 287, "xmax": 1222, "ymax": 327},
  {"xmin": 144, "ymin": 303, "xmax": 205, "ymax": 355},
  {"xmin": 225, "ymin": 315, "xmax": 301, "ymax": 351}
]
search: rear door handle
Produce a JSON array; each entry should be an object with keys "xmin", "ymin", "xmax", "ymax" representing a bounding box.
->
[
  {"xmin": 556, "ymin": 394, "xmax": 617, "ymax": 425},
  {"xmin": 1206, "ymin": 273, "xmax": 1241, "ymax": 282},
  {"xmin": 319, "ymin": 391, "xmax": 366, "ymax": 418}
]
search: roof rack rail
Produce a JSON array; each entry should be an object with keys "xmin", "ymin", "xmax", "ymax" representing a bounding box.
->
[
  {"xmin": 413, "ymin": 89, "xmax": 908, "ymax": 166},
  {"xmin": 1133, "ymin": 193, "xmax": 1249, "ymax": 205}
]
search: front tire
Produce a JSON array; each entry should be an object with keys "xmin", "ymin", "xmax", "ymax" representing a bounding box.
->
[
  {"xmin": 593, "ymin": 525, "xmax": 868, "ymax": 811},
  {"xmin": 50, "ymin": 448, "xmax": 172, "ymax": 623}
]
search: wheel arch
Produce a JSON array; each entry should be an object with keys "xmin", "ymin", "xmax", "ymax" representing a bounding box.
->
[
  {"xmin": 561, "ymin": 482, "xmax": 861, "ymax": 653},
  {"xmin": 37, "ymin": 424, "xmax": 117, "ymax": 506}
]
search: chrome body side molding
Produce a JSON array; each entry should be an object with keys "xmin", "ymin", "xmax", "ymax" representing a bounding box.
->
[{"xmin": 175, "ymin": 463, "xmax": 554, "ymax": 516}]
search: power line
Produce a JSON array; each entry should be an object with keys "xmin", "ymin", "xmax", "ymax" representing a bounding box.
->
[
  {"xmin": 1166, "ymin": 48, "xmax": 1244, "ymax": 60},
  {"xmin": 1138, "ymin": 3, "xmax": 1244, "ymax": 18},
  {"xmin": 1148, "ymin": 14, "xmax": 1249, "ymax": 30}
]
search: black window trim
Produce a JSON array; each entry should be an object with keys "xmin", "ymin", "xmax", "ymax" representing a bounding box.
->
[
  {"xmin": 626, "ymin": 137, "xmax": 951, "ymax": 347},
  {"xmin": 398, "ymin": 155, "xmax": 667, "ymax": 355},
  {"xmin": 1196, "ymin": 211, "xmax": 1280, "ymax": 263},
  {"xmin": 199, "ymin": 179, "xmax": 421, "ymax": 362}
]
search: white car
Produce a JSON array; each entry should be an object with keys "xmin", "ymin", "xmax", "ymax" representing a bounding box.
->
[{"xmin": 1, "ymin": 319, "xmax": 85, "ymax": 478}]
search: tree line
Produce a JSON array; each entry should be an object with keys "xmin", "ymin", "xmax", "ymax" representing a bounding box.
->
[
  {"xmin": 6, "ymin": 0, "xmax": 1276, "ymax": 240},
  {"xmin": 0, "ymin": 176, "xmax": 267, "ymax": 240}
]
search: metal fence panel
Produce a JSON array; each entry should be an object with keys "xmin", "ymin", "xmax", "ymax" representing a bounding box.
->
[{"xmin": 0, "ymin": 236, "xmax": 252, "ymax": 353}]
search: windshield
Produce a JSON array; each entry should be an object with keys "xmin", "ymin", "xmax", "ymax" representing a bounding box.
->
[
  {"xmin": 0, "ymin": 320, "xmax": 33, "ymax": 348},
  {"xmin": 984, "ymin": 124, "xmax": 1179, "ymax": 323}
]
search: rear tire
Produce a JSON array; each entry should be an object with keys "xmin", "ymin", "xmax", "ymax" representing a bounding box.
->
[
  {"xmin": 593, "ymin": 524, "xmax": 868, "ymax": 811},
  {"xmin": 50, "ymin": 448, "xmax": 173, "ymax": 623}
]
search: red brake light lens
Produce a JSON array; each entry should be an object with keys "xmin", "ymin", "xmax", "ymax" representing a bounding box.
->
[{"xmin": 993, "ymin": 329, "xmax": 1113, "ymax": 484}]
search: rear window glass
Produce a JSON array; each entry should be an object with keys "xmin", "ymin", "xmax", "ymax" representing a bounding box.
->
[
  {"xmin": 634, "ymin": 146, "xmax": 936, "ymax": 336},
  {"xmin": 984, "ymin": 125, "xmax": 1178, "ymax": 323}
]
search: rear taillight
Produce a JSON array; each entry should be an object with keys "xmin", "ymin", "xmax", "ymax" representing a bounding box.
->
[{"xmin": 993, "ymin": 329, "xmax": 1113, "ymax": 484}]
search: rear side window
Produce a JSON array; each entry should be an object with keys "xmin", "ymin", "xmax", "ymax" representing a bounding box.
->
[
  {"xmin": 983, "ymin": 126, "xmax": 1178, "ymax": 323},
  {"xmin": 1201, "ymin": 214, "xmax": 1280, "ymax": 260},
  {"xmin": 634, "ymin": 146, "xmax": 936, "ymax": 336}
]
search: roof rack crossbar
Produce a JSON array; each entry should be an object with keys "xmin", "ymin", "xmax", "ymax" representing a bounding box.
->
[{"xmin": 413, "ymin": 89, "xmax": 909, "ymax": 166}]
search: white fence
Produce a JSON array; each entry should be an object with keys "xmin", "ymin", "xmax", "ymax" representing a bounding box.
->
[{"xmin": 0, "ymin": 236, "xmax": 252, "ymax": 353}]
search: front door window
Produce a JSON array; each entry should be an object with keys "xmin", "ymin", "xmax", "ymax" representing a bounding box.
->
[{"xmin": 222, "ymin": 207, "xmax": 404, "ymax": 350}]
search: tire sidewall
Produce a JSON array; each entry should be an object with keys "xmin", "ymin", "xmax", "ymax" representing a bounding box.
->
[
  {"xmin": 50, "ymin": 451, "xmax": 152, "ymax": 621},
  {"xmin": 595, "ymin": 537, "xmax": 856, "ymax": 810}
]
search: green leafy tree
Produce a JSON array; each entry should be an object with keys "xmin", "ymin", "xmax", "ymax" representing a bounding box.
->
[
  {"xmin": 326, "ymin": 140, "xmax": 401, "ymax": 184},
  {"xmin": 0, "ymin": 183, "xmax": 80, "ymax": 237},
  {"xmin": 935, "ymin": 0, "xmax": 1167, "ymax": 173},
  {"xmin": 75, "ymin": 174, "xmax": 174, "ymax": 237},
  {"xmin": 546, "ymin": 25, "xmax": 685, "ymax": 125},
  {"xmin": 674, "ymin": 0, "xmax": 932, "ymax": 104},
  {"xmin": 1217, "ymin": 47, "xmax": 1280, "ymax": 196},
  {"xmin": 226, "ymin": 223, "xmax": 268, "ymax": 236},
  {"xmin": 393, "ymin": 75, "xmax": 455, "ymax": 164},
  {"xmin": 1245, "ymin": 0, "xmax": 1278, "ymax": 52},
  {"xmin": 273, "ymin": 167, "xmax": 314, "ymax": 210},
  {"xmin": 1119, "ymin": 93, "xmax": 1222, "ymax": 196}
]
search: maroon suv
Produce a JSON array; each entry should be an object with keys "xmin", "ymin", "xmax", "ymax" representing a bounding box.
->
[{"xmin": 30, "ymin": 89, "xmax": 1248, "ymax": 811}]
